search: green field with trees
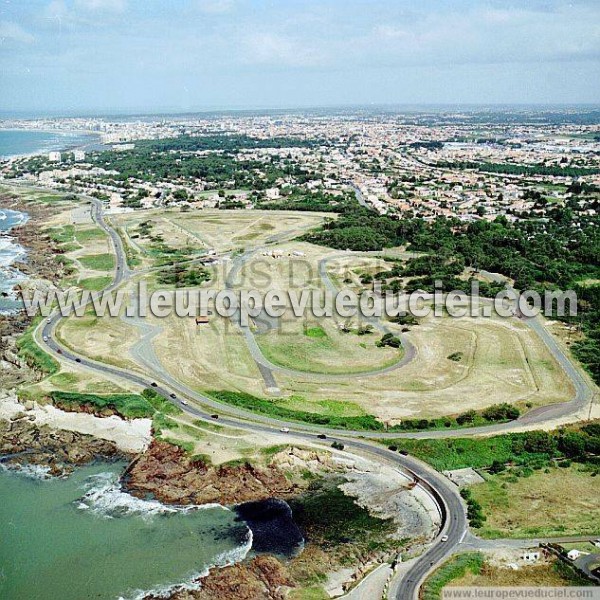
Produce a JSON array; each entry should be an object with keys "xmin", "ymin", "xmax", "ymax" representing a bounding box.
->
[
  {"xmin": 383, "ymin": 423, "xmax": 600, "ymax": 472},
  {"xmin": 303, "ymin": 194, "xmax": 600, "ymax": 384},
  {"xmin": 207, "ymin": 391, "xmax": 521, "ymax": 432}
]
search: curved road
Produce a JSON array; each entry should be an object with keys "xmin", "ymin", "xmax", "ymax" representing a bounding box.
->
[
  {"xmin": 221, "ymin": 247, "xmax": 417, "ymax": 382},
  {"xmin": 36, "ymin": 196, "xmax": 595, "ymax": 599}
]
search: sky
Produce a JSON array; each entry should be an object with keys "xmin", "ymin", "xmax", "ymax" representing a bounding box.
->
[{"xmin": 0, "ymin": 0, "xmax": 599, "ymax": 114}]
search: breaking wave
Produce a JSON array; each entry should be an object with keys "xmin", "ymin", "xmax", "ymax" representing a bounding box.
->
[
  {"xmin": 0, "ymin": 208, "xmax": 28, "ymax": 314},
  {"xmin": 119, "ymin": 534, "xmax": 254, "ymax": 600},
  {"xmin": 76, "ymin": 470, "xmax": 254, "ymax": 599},
  {"xmin": 76, "ymin": 471, "xmax": 225, "ymax": 518},
  {"xmin": 0, "ymin": 462, "xmax": 52, "ymax": 480}
]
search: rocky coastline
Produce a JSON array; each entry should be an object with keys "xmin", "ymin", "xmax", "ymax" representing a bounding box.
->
[
  {"xmin": 0, "ymin": 187, "xmax": 435, "ymax": 600},
  {"xmin": 0, "ymin": 189, "xmax": 70, "ymax": 389},
  {"xmin": 123, "ymin": 439, "xmax": 300, "ymax": 505},
  {"xmin": 0, "ymin": 416, "xmax": 126, "ymax": 477},
  {"xmin": 122, "ymin": 441, "xmax": 437, "ymax": 600}
]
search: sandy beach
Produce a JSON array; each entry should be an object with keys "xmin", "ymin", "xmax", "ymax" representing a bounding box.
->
[{"xmin": 0, "ymin": 391, "xmax": 152, "ymax": 453}]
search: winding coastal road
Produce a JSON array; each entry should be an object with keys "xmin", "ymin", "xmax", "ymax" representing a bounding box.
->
[{"xmin": 35, "ymin": 196, "xmax": 596, "ymax": 599}]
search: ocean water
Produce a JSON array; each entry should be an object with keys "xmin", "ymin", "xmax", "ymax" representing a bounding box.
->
[
  {"xmin": 0, "ymin": 129, "xmax": 97, "ymax": 159},
  {"xmin": 0, "ymin": 208, "xmax": 28, "ymax": 314},
  {"xmin": 0, "ymin": 462, "xmax": 252, "ymax": 600}
]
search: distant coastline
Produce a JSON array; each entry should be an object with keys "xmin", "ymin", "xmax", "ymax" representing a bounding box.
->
[
  {"xmin": 0, "ymin": 207, "xmax": 29, "ymax": 314},
  {"xmin": 0, "ymin": 128, "xmax": 101, "ymax": 160}
]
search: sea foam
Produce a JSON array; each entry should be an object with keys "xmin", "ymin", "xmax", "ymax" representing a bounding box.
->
[
  {"xmin": 76, "ymin": 471, "xmax": 225, "ymax": 518},
  {"xmin": 76, "ymin": 470, "xmax": 254, "ymax": 600},
  {"xmin": 0, "ymin": 462, "xmax": 52, "ymax": 480}
]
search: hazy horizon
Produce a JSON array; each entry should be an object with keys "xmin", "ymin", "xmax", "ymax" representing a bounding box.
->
[{"xmin": 2, "ymin": 102, "xmax": 600, "ymax": 122}]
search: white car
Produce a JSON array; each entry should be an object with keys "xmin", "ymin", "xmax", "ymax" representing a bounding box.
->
[
  {"xmin": 440, "ymin": 535, "xmax": 449, "ymax": 542},
  {"xmin": 43, "ymin": 336, "xmax": 48, "ymax": 342},
  {"xmin": 180, "ymin": 400, "xmax": 188, "ymax": 406},
  {"xmin": 280, "ymin": 427, "xmax": 290, "ymax": 433}
]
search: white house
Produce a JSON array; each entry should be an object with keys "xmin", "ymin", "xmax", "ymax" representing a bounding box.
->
[
  {"xmin": 521, "ymin": 552, "xmax": 540, "ymax": 562},
  {"xmin": 48, "ymin": 151, "xmax": 61, "ymax": 162},
  {"xmin": 73, "ymin": 150, "xmax": 86, "ymax": 161}
]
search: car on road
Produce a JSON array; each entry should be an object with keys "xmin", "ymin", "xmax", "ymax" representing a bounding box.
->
[
  {"xmin": 47, "ymin": 318, "xmax": 52, "ymax": 323},
  {"xmin": 170, "ymin": 393, "xmax": 176, "ymax": 399},
  {"xmin": 75, "ymin": 358, "xmax": 81, "ymax": 363},
  {"xmin": 57, "ymin": 349, "xmax": 62, "ymax": 354},
  {"xmin": 180, "ymin": 400, "xmax": 188, "ymax": 406},
  {"xmin": 211, "ymin": 414, "xmax": 219, "ymax": 419},
  {"xmin": 43, "ymin": 336, "xmax": 48, "ymax": 342},
  {"xmin": 317, "ymin": 434, "xmax": 327, "ymax": 439},
  {"xmin": 151, "ymin": 382, "xmax": 158, "ymax": 387},
  {"xmin": 440, "ymin": 535, "xmax": 448, "ymax": 542},
  {"xmin": 280, "ymin": 427, "xmax": 290, "ymax": 433}
]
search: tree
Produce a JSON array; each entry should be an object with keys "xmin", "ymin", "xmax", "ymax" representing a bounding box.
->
[
  {"xmin": 558, "ymin": 432, "xmax": 586, "ymax": 458},
  {"xmin": 489, "ymin": 460, "xmax": 506, "ymax": 474},
  {"xmin": 520, "ymin": 431, "xmax": 558, "ymax": 455},
  {"xmin": 456, "ymin": 410, "xmax": 477, "ymax": 425}
]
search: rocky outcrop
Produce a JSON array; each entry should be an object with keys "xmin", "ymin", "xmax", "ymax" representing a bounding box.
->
[
  {"xmin": 125, "ymin": 440, "xmax": 298, "ymax": 505},
  {"xmin": 0, "ymin": 193, "xmax": 75, "ymax": 386},
  {"xmin": 0, "ymin": 313, "xmax": 35, "ymax": 388},
  {"xmin": 157, "ymin": 556, "xmax": 293, "ymax": 600},
  {"xmin": 0, "ymin": 417, "xmax": 125, "ymax": 476}
]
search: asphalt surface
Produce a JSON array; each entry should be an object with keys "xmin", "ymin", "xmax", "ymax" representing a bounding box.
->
[{"xmin": 35, "ymin": 197, "xmax": 595, "ymax": 599}]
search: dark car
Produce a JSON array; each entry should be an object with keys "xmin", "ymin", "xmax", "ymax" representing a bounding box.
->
[
  {"xmin": 151, "ymin": 382, "xmax": 158, "ymax": 387},
  {"xmin": 210, "ymin": 414, "xmax": 219, "ymax": 419},
  {"xmin": 170, "ymin": 393, "xmax": 176, "ymax": 399},
  {"xmin": 75, "ymin": 357, "xmax": 81, "ymax": 363},
  {"xmin": 317, "ymin": 434, "xmax": 327, "ymax": 439},
  {"xmin": 57, "ymin": 349, "xmax": 62, "ymax": 354},
  {"xmin": 399, "ymin": 450, "xmax": 408, "ymax": 456}
]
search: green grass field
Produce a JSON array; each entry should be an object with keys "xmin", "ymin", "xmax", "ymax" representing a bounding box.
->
[
  {"xmin": 421, "ymin": 553, "xmax": 484, "ymax": 600},
  {"xmin": 470, "ymin": 466, "xmax": 600, "ymax": 539},
  {"xmin": 380, "ymin": 436, "xmax": 517, "ymax": 471},
  {"xmin": 77, "ymin": 276, "xmax": 113, "ymax": 291},
  {"xmin": 75, "ymin": 228, "xmax": 107, "ymax": 242},
  {"xmin": 49, "ymin": 388, "xmax": 182, "ymax": 419},
  {"xmin": 16, "ymin": 319, "xmax": 59, "ymax": 376},
  {"xmin": 78, "ymin": 253, "xmax": 115, "ymax": 271}
]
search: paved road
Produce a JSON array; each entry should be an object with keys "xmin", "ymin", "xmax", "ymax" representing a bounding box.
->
[
  {"xmin": 462, "ymin": 532, "xmax": 600, "ymax": 551},
  {"xmin": 33, "ymin": 196, "xmax": 596, "ymax": 599},
  {"xmin": 221, "ymin": 247, "xmax": 416, "ymax": 383},
  {"xmin": 35, "ymin": 197, "xmax": 468, "ymax": 598}
]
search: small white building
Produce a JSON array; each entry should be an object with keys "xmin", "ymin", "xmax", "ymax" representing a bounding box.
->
[
  {"xmin": 73, "ymin": 150, "xmax": 86, "ymax": 161},
  {"xmin": 521, "ymin": 552, "xmax": 540, "ymax": 562},
  {"xmin": 48, "ymin": 151, "xmax": 61, "ymax": 162},
  {"xmin": 112, "ymin": 143, "xmax": 135, "ymax": 151}
]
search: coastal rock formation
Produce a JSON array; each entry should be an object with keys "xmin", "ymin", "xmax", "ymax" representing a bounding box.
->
[
  {"xmin": 0, "ymin": 195, "xmax": 69, "ymax": 387},
  {"xmin": 6, "ymin": 196, "xmax": 72, "ymax": 285},
  {"xmin": 125, "ymin": 440, "xmax": 298, "ymax": 505},
  {"xmin": 0, "ymin": 417, "xmax": 125, "ymax": 476},
  {"xmin": 0, "ymin": 313, "xmax": 36, "ymax": 388},
  {"xmin": 157, "ymin": 556, "xmax": 292, "ymax": 600}
]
